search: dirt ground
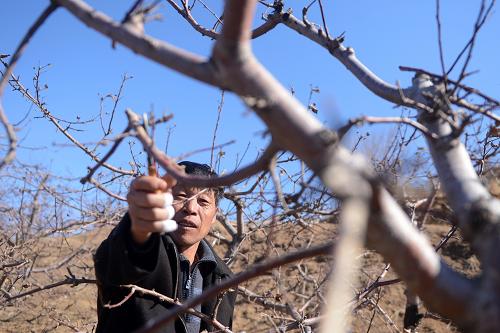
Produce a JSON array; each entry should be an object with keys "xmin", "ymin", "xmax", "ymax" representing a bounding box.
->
[{"xmin": 0, "ymin": 216, "xmax": 480, "ymax": 333}]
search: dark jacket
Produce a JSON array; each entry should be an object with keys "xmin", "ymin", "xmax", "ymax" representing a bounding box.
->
[{"xmin": 94, "ymin": 214, "xmax": 236, "ymax": 333}]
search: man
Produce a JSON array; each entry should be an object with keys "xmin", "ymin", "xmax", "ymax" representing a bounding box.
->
[{"xmin": 94, "ymin": 161, "xmax": 236, "ymax": 333}]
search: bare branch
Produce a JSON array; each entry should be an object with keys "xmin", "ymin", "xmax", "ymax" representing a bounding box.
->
[
  {"xmin": 446, "ymin": 0, "xmax": 495, "ymax": 77},
  {"xmin": 136, "ymin": 241, "xmax": 334, "ymax": 333},
  {"xmin": 339, "ymin": 115, "xmax": 440, "ymax": 140},
  {"xmin": 210, "ymin": 90, "xmax": 225, "ymax": 167},
  {"xmin": 104, "ymin": 73, "xmax": 131, "ymax": 135},
  {"xmin": 80, "ymin": 125, "xmax": 133, "ymax": 184},
  {"xmin": 55, "ymin": 0, "xmax": 220, "ymax": 87},
  {"xmin": 0, "ymin": 3, "xmax": 58, "ymax": 169},
  {"xmin": 409, "ymin": 75, "xmax": 500, "ymax": 244},
  {"xmin": 317, "ymin": 0, "xmax": 330, "ymax": 39},
  {"xmin": 367, "ymin": 185, "xmax": 477, "ymax": 328},
  {"xmin": 2, "ymin": 274, "xmax": 95, "ymax": 303},
  {"xmin": 269, "ymin": 155, "xmax": 289, "ymax": 211},
  {"xmin": 4, "ymin": 70, "xmax": 136, "ymax": 176},
  {"xmin": 399, "ymin": 65, "xmax": 500, "ymax": 122},
  {"xmin": 320, "ymin": 198, "xmax": 369, "ymax": 333},
  {"xmin": 278, "ymin": 12, "xmax": 404, "ymax": 105},
  {"xmin": 126, "ymin": 108, "xmax": 279, "ymax": 187},
  {"xmin": 106, "ymin": 284, "xmax": 233, "ymax": 332},
  {"xmin": 165, "ymin": 0, "xmax": 281, "ymax": 39},
  {"xmin": 435, "ymin": 0, "xmax": 448, "ymax": 89},
  {"xmin": 87, "ymin": 177, "xmax": 127, "ymax": 201}
]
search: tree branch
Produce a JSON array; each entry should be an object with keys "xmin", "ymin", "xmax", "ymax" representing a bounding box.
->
[
  {"xmin": 2, "ymin": 274, "xmax": 96, "ymax": 303},
  {"xmin": 4, "ymin": 69, "xmax": 135, "ymax": 176},
  {"xmin": 408, "ymin": 75, "xmax": 500, "ymax": 246},
  {"xmin": 126, "ymin": 108, "xmax": 279, "ymax": 187},
  {"xmin": 106, "ymin": 284, "xmax": 232, "ymax": 332},
  {"xmin": 320, "ymin": 198, "xmax": 369, "ymax": 333},
  {"xmin": 135, "ymin": 241, "xmax": 334, "ymax": 333},
  {"xmin": 277, "ymin": 12, "xmax": 404, "ymax": 104},
  {"xmin": 165, "ymin": 0, "xmax": 281, "ymax": 39},
  {"xmin": 367, "ymin": 184, "xmax": 477, "ymax": 330},
  {"xmin": 338, "ymin": 115, "xmax": 440, "ymax": 140},
  {"xmin": 55, "ymin": 0, "xmax": 220, "ymax": 87},
  {"xmin": 0, "ymin": 3, "xmax": 59, "ymax": 169}
]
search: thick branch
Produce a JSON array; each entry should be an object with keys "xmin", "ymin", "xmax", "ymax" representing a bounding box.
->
[
  {"xmin": 408, "ymin": 75, "xmax": 500, "ymax": 245},
  {"xmin": 367, "ymin": 185, "xmax": 477, "ymax": 330},
  {"xmin": 55, "ymin": 0, "xmax": 219, "ymax": 87},
  {"xmin": 278, "ymin": 12, "xmax": 404, "ymax": 104},
  {"xmin": 320, "ymin": 198, "xmax": 369, "ymax": 333}
]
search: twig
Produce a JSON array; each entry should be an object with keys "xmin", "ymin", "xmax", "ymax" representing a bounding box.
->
[
  {"xmin": 435, "ymin": 225, "xmax": 458, "ymax": 252},
  {"xmin": 418, "ymin": 182, "xmax": 439, "ymax": 228},
  {"xmin": 31, "ymin": 247, "xmax": 87, "ymax": 273},
  {"xmin": 87, "ymin": 177, "xmax": 127, "ymax": 201},
  {"xmin": 103, "ymin": 74, "xmax": 132, "ymax": 136},
  {"xmin": 435, "ymin": 0, "xmax": 448, "ymax": 90},
  {"xmin": 0, "ymin": 3, "xmax": 58, "ymax": 94},
  {"xmin": 4, "ymin": 70, "xmax": 135, "ymax": 175},
  {"xmin": 303, "ymin": 0, "xmax": 318, "ymax": 28},
  {"xmin": 210, "ymin": 90, "xmax": 225, "ymax": 167},
  {"xmin": 175, "ymin": 139, "xmax": 236, "ymax": 161},
  {"xmin": 80, "ymin": 125, "xmax": 133, "ymax": 184},
  {"xmin": 317, "ymin": 0, "xmax": 330, "ymax": 39},
  {"xmin": 269, "ymin": 155, "xmax": 289, "ymax": 211},
  {"xmin": 446, "ymin": 0, "xmax": 495, "ymax": 77},
  {"xmin": 236, "ymin": 286, "xmax": 288, "ymax": 312},
  {"xmin": 194, "ymin": 0, "xmax": 223, "ymax": 25},
  {"xmin": 339, "ymin": 116, "xmax": 439, "ymax": 140},
  {"xmin": 367, "ymin": 298, "xmax": 402, "ymax": 333},
  {"xmin": 166, "ymin": 0, "xmax": 280, "ymax": 39}
]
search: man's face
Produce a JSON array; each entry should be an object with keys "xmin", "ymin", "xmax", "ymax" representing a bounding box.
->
[{"xmin": 170, "ymin": 185, "xmax": 217, "ymax": 250}]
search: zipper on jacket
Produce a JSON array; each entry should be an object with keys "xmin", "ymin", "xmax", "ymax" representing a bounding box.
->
[
  {"xmin": 166, "ymin": 237, "xmax": 188, "ymax": 333},
  {"xmin": 171, "ymin": 241, "xmax": 180, "ymax": 300}
]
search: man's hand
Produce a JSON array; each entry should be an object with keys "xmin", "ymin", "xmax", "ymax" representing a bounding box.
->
[{"xmin": 127, "ymin": 175, "xmax": 177, "ymax": 245}]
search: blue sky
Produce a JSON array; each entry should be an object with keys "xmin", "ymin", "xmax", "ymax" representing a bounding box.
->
[{"xmin": 1, "ymin": 0, "xmax": 499, "ymax": 182}]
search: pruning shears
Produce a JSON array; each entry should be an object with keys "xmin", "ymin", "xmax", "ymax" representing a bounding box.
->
[
  {"xmin": 142, "ymin": 113, "xmax": 158, "ymax": 177},
  {"xmin": 142, "ymin": 113, "xmax": 178, "ymax": 233}
]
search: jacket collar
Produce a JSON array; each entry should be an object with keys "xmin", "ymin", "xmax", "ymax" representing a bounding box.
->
[{"xmin": 163, "ymin": 234, "xmax": 233, "ymax": 278}]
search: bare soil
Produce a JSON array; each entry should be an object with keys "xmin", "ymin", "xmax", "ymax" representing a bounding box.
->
[{"xmin": 0, "ymin": 217, "xmax": 479, "ymax": 333}]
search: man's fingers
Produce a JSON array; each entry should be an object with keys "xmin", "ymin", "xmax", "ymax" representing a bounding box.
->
[
  {"xmin": 127, "ymin": 191, "xmax": 170, "ymax": 208},
  {"xmin": 131, "ymin": 175, "xmax": 168, "ymax": 192},
  {"xmin": 131, "ymin": 218, "xmax": 177, "ymax": 234},
  {"xmin": 128, "ymin": 175, "xmax": 177, "ymax": 243},
  {"xmin": 129, "ymin": 206, "xmax": 173, "ymax": 222}
]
